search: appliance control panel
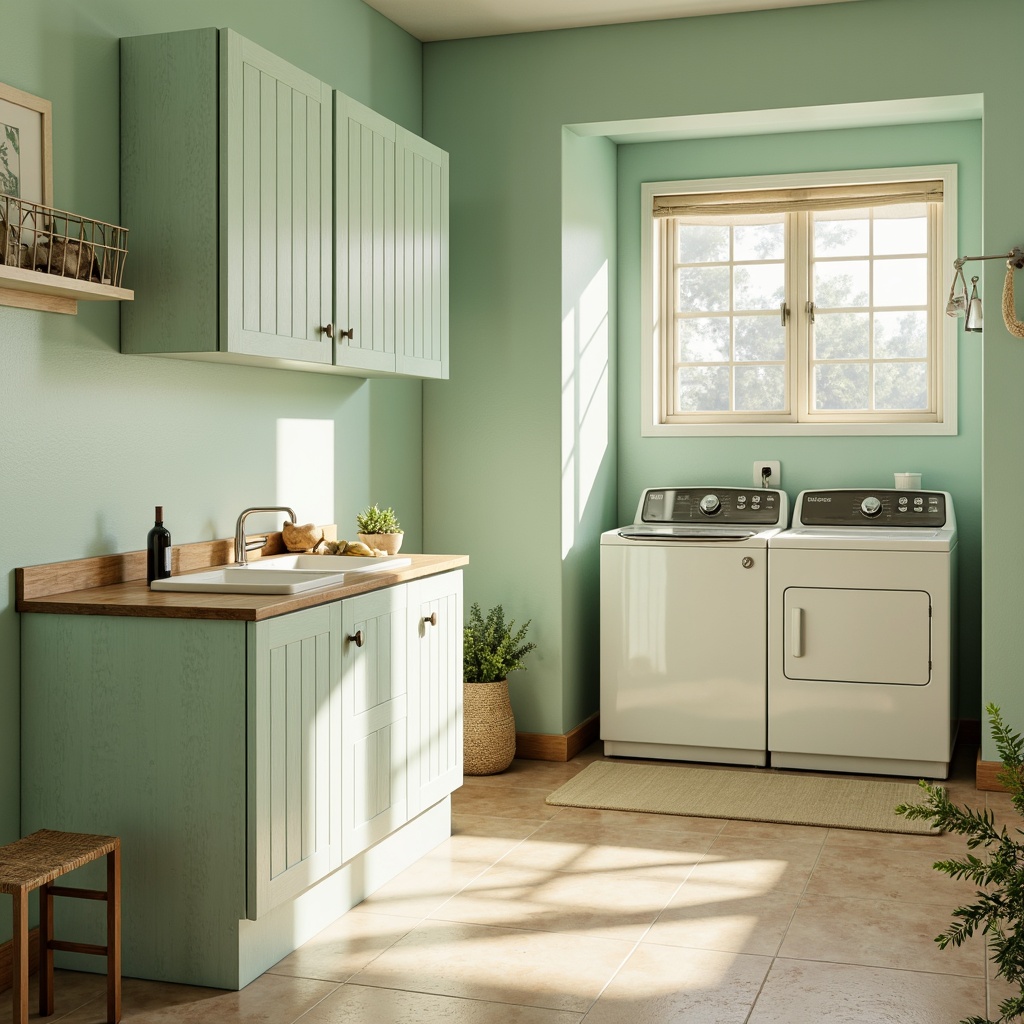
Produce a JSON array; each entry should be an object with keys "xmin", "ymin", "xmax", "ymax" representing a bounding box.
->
[
  {"xmin": 638, "ymin": 487, "xmax": 786, "ymax": 526},
  {"xmin": 798, "ymin": 489, "xmax": 947, "ymax": 527}
]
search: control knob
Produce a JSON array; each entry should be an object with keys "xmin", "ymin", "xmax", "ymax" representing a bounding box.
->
[
  {"xmin": 860, "ymin": 496, "xmax": 882, "ymax": 518},
  {"xmin": 699, "ymin": 493, "xmax": 721, "ymax": 516}
]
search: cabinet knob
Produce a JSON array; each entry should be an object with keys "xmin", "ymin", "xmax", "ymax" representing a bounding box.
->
[
  {"xmin": 424, "ymin": 612, "xmax": 438, "ymax": 627},
  {"xmin": 348, "ymin": 630, "xmax": 364, "ymax": 648},
  {"xmin": 321, "ymin": 323, "xmax": 334, "ymax": 339},
  {"xmin": 338, "ymin": 327, "xmax": 355, "ymax": 341}
]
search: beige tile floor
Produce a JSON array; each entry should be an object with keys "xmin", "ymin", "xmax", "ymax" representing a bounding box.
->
[{"xmin": 18, "ymin": 740, "xmax": 1021, "ymax": 1023}]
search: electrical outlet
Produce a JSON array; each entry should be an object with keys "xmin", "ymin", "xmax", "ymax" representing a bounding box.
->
[{"xmin": 753, "ymin": 461, "xmax": 781, "ymax": 488}]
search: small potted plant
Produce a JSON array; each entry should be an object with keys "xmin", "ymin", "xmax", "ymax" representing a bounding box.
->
[
  {"xmin": 355, "ymin": 503, "xmax": 404, "ymax": 555},
  {"xmin": 463, "ymin": 603, "xmax": 537, "ymax": 775}
]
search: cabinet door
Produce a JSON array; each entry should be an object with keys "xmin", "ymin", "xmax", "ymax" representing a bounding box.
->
[
  {"xmin": 334, "ymin": 93, "xmax": 397, "ymax": 373},
  {"xmin": 247, "ymin": 603, "xmax": 342, "ymax": 920},
  {"xmin": 396, "ymin": 128, "xmax": 449, "ymax": 379},
  {"xmin": 222, "ymin": 31, "xmax": 333, "ymax": 364},
  {"xmin": 341, "ymin": 586, "xmax": 409, "ymax": 861},
  {"xmin": 407, "ymin": 571, "xmax": 463, "ymax": 816}
]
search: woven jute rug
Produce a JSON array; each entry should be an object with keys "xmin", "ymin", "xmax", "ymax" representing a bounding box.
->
[{"xmin": 546, "ymin": 760, "xmax": 940, "ymax": 834}]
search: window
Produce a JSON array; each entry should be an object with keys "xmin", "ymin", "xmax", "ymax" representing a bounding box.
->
[{"xmin": 641, "ymin": 167, "xmax": 957, "ymax": 436}]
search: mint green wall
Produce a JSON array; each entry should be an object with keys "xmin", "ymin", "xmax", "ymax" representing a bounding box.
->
[
  {"xmin": 0, "ymin": 0, "xmax": 423, "ymax": 924},
  {"xmin": 560, "ymin": 131, "xmax": 618, "ymax": 732},
  {"xmin": 423, "ymin": 0, "xmax": 1021, "ymax": 752},
  {"xmin": 617, "ymin": 120, "xmax": 983, "ymax": 716}
]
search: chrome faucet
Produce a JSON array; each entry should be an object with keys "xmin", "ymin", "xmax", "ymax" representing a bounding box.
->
[{"xmin": 234, "ymin": 506, "xmax": 298, "ymax": 565}]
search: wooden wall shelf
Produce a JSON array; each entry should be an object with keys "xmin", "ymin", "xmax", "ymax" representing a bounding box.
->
[{"xmin": 0, "ymin": 264, "xmax": 133, "ymax": 315}]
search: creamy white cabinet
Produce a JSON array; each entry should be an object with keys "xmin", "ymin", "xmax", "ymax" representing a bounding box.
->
[
  {"xmin": 247, "ymin": 571, "xmax": 463, "ymax": 916},
  {"xmin": 247, "ymin": 602, "xmax": 342, "ymax": 918},
  {"xmin": 121, "ymin": 28, "xmax": 448, "ymax": 379},
  {"xmin": 340, "ymin": 584, "xmax": 411, "ymax": 861},
  {"xmin": 396, "ymin": 128, "xmax": 449, "ymax": 378},
  {"xmin": 407, "ymin": 573, "xmax": 463, "ymax": 814},
  {"xmin": 20, "ymin": 565, "xmax": 463, "ymax": 990},
  {"xmin": 121, "ymin": 28, "xmax": 334, "ymax": 368},
  {"xmin": 335, "ymin": 94, "xmax": 449, "ymax": 378}
]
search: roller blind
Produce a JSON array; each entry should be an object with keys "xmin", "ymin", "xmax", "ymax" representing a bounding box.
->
[{"xmin": 652, "ymin": 179, "xmax": 943, "ymax": 219}]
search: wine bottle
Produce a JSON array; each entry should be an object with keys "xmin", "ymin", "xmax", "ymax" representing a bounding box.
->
[{"xmin": 147, "ymin": 506, "xmax": 172, "ymax": 583}]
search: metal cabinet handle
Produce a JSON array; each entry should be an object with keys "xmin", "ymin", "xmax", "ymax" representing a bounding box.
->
[
  {"xmin": 338, "ymin": 327, "xmax": 355, "ymax": 341},
  {"xmin": 424, "ymin": 612, "xmax": 437, "ymax": 626},
  {"xmin": 321, "ymin": 323, "xmax": 334, "ymax": 339},
  {"xmin": 790, "ymin": 607, "xmax": 804, "ymax": 658},
  {"xmin": 348, "ymin": 630, "xmax": 364, "ymax": 648}
]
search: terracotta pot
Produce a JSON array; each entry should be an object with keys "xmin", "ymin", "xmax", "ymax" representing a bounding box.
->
[
  {"xmin": 463, "ymin": 680, "xmax": 516, "ymax": 775},
  {"xmin": 357, "ymin": 532, "xmax": 403, "ymax": 555}
]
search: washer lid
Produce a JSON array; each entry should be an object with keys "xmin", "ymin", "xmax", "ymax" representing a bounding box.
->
[{"xmin": 617, "ymin": 525, "xmax": 758, "ymax": 541}]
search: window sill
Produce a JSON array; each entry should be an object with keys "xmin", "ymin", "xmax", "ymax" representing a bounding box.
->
[{"xmin": 642, "ymin": 420, "xmax": 956, "ymax": 437}]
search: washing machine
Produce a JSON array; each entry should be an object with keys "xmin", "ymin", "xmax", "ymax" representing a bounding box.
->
[
  {"xmin": 768, "ymin": 488, "xmax": 957, "ymax": 779},
  {"xmin": 601, "ymin": 486, "xmax": 789, "ymax": 766}
]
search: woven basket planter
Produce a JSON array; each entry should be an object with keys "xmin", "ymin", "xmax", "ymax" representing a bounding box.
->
[{"xmin": 463, "ymin": 680, "xmax": 516, "ymax": 775}]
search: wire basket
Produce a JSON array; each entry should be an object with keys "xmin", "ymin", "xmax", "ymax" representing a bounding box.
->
[{"xmin": 0, "ymin": 193, "xmax": 129, "ymax": 287}]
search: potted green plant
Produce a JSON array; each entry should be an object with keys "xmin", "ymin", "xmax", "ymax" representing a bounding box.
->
[
  {"xmin": 355, "ymin": 503, "xmax": 404, "ymax": 555},
  {"xmin": 896, "ymin": 703, "xmax": 1024, "ymax": 1024},
  {"xmin": 463, "ymin": 603, "xmax": 537, "ymax": 775}
]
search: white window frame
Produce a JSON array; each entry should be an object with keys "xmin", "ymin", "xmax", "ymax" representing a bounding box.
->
[{"xmin": 640, "ymin": 165, "xmax": 958, "ymax": 436}]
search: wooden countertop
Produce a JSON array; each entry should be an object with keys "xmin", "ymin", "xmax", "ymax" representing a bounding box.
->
[{"xmin": 16, "ymin": 535, "xmax": 468, "ymax": 622}]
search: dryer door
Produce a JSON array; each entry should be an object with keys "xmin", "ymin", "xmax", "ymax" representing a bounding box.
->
[{"xmin": 783, "ymin": 587, "xmax": 931, "ymax": 685}]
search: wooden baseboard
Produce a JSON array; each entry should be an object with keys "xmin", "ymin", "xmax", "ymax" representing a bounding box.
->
[
  {"xmin": 977, "ymin": 750, "xmax": 1010, "ymax": 792},
  {"xmin": 0, "ymin": 927, "xmax": 39, "ymax": 994},
  {"xmin": 977, "ymin": 758, "xmax": 1007, "ymax": 792},
  {"xmin": 516, "ymin": 713, "xmax": 600, "ymax": 762}
]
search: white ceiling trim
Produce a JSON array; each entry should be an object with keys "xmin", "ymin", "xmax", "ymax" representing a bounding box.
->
[
  {"xmin": 362, "ymin": 0, "xmax": 868, "ymax": 43},
  {"xmin": 565, "ymin": 94, "xmax": 985, "ymax": 145}
]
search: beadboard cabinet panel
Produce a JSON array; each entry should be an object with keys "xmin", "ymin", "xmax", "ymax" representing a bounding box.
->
[
  {"xmin": 334, "ymin": 94, "xmax": 398, "ymax": 373},
  {"xmin": 224, "ymin": 31, "xmax": 332, "ymax": 362},
  {"xmin": 396, "ymin": 128, "xmax": 450, "ymax": 379},
  {"xmin": 247, "ymin": 603, "xmax": 342, "ymax": 920},
  {"xmin": 408, "ymin": 572, "xmax": 463, "ymax": 815},
  {"xmin": 340, "ymin": 585, "xmax": 410, "ymax": 861},
  {"xmin": 121, "ymin": 28, "xmax": 333, "ymax": 369},
  {"xmin": 121, "ymin": 27, "xmax": 447, "ymax": 379}
]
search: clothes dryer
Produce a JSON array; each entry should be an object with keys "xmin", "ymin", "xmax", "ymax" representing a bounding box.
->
[
  {"xmin": 601, "ymin": 486, "xmax": 788, "ymax": 766},
  {"xmin": 768, "ymin": 489, "xmax": 957, "ymax": 778}
]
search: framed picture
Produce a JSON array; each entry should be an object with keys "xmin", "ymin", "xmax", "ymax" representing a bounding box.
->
[{"xmin": 0, "ymin": 82, "xmax": 53, "ymax": 207}]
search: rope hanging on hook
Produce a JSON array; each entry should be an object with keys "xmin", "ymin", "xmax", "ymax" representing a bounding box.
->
[{"xmin": 1003, "ymin": 261, "xmax": 1024, "ymax": 338}]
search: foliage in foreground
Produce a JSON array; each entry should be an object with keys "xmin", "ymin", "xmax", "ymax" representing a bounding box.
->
[{"xmin": 897, "ymin": 703, "xmax": 1024, "ymax": 1024}]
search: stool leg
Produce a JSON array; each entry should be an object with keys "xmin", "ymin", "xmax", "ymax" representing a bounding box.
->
[
  {"xmin": 106, "ymin": 846, "xmax": 121, "ymax": 1024},
  {"xmin": 12, "ymin": 886, "xmax": 28, "ymax": 1024},
  {"xmin": 39, "ymin": 881, "xmax": 54, "ymax": 1017}
]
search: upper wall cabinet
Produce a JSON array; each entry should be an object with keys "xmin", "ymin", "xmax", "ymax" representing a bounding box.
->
[
  {"xmin": 120, "ymin": 28, "xmax": 449, "ymax": 380},
  {"xmin": 335, "ymin": 95, "xmax": 449, "ymax": 379},
  {"xmin": 121, "ymin": 28, "xmax": 334, "ymax": 370}
]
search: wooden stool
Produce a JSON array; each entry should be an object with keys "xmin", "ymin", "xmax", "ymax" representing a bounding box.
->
[{"xmin": 0, "ymin": 830, "xmax": 121, "ymax": 1024}]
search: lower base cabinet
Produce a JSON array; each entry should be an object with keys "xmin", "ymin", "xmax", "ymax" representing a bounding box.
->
[{"xmin": 20, "ymin": 569, "xmax": 463, "ymax": 989}]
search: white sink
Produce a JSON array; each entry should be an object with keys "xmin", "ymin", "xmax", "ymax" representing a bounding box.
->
[
  {"xmin": 150, "ymin": 554, "xmax": 412, "ymax": 595},
  {"xmin": 246, "ymin": 554, "xmax": 411, "ymax": 573}
]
